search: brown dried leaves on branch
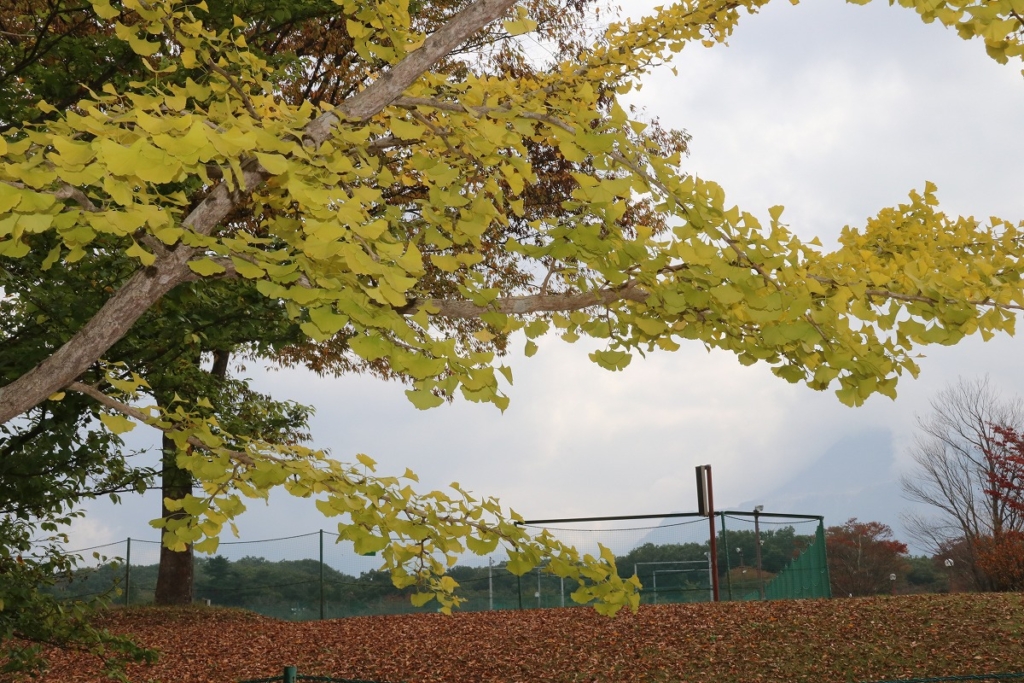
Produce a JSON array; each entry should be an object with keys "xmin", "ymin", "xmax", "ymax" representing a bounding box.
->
[{"xmin": 30, "ymin": 593, "xmax": 1024, "ymax": 683}]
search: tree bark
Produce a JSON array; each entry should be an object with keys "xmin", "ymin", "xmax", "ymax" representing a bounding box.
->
[{"xmin": 154, "ymin": 432, "xmax": 195, "ymax": 605}]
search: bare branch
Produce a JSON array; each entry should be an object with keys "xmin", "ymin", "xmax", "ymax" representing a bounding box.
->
[{"xmin": 900, "ymin": 376, "xmax": 1024, "ymax": 589}]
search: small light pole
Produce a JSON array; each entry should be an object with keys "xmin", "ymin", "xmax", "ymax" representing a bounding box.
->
[
  {"xmin": 944, "ymin": 558, "xmax": 954, "ymax": 593},
  {"xmin": 754, "ymin": 505, "xmax": 765, "ymax": 600},
  {"xmin": 536, "ymin": 565, "xmax": 542, "ymax": 608},
  {"xmin": 889, "ymin": 572, "xmax": 897, "ymax": 596}
]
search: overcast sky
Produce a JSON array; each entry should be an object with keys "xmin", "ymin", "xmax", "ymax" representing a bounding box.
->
[{"xmin": 68, "ymin": 0, "xmax": 1024, "ymax": 561}]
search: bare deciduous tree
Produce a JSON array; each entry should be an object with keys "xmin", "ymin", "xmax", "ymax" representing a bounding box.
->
[{"xmin": 901, "ymin": 376, "xmax": 1024, "ymax": 590}]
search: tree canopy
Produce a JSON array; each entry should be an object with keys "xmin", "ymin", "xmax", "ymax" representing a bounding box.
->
[{"xmin": 2, "ymin": 0, "xmax": 1024, "ymax": 632}]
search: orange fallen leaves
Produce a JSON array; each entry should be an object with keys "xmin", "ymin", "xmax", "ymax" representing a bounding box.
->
[{"xmin": 27, "ymin": 593, "xmax": 1024, "ymax": 683}]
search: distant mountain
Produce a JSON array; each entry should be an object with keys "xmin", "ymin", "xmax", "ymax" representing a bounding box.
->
[{"xmin": 736, "ymin": 429, "xmax": 924, "ymax": 552}]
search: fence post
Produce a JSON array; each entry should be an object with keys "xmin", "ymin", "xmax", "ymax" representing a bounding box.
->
[
  {"xmin": 817, "ymin": 519, "xmax": 831, "ymax": 598},
  {"xmin": 319, "ymin": 529, "xmax": 325, "ymax": 620},
  {"xmin": 488, "ymin": 558, "xmax": 493, "ymax": 611},
  {"xmin": 754, "ymin": 508, "xmax": 765, "ymax": 600},
  {"xmin": 720, "ymin": 513, "xmax": 732, "ymax": 601},
  {"xmin": 517, "ymin": 573, "xmax": 522, "ymax": 610},
  {"xmin": 703, "ymin": 466, "xmax": 720, "ymax": 601},
  {"xmin": 124, "ymin": 537, "xmax": 131, "ymax": 607},
  {"xmin": 284, "ymin": 666, "xmax": 297, "ymax": 683}
]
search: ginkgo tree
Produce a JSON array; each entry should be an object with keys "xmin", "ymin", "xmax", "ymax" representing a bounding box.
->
[
  {"xmin": 1, "ymin": 0, "xmax": 1024, "ymax": 620},
  {"xmin": 0, "ymin": 0, "xmax": 620, "ymax": 612}
]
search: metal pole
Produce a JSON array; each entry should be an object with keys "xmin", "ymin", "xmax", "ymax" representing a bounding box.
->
[
  {"xmin": 284, "ymin": 665, "xmax": 297, "ymax": 683},
  {"xmin": 517, "ymin": 573, "xmax": 522, "ymax": 610},
  {"xmin": 125, "ymin": 538, "xmax": 131, "ymax": 607},
  {"xmin": 560, "ymin": 576, "xmax": 565, "ymax": 607},
  {"xmin": 653, "ymin": 571, "xmax": 658, "ymax": 605},
  {"xmin": 319, "ymin": 529, "xmax": 325, "ymax": 620},
  {"xmin": 536, "ymin": 566, "xmax": 542, "ymax": 608},
  {"xmin": 706, "ymin": 552, "xmax": 713, "ymax": 601},
  {"xmin": 720, "ymin": 513, "xmax": 733, "ymax": 601},
  {"xmin": 754, "ymin": 508, "xmax": 765, "ymax": 600},
  {"xmin": 488, "ymin": 558, "xmax": 494, "ymax": 611},
  {"xmin": 705, "ymin": 465, "xmax": 720, "ymax": 601}
]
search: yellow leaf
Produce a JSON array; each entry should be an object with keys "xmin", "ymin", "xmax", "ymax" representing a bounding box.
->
[
  {"xmin": 126, "ymin": 240, "xmax": 156, "ymax": 266},
  {"xmin": 410, "ymin": 592, "xmax": 434, "ymax": 607},
  {"xmin": 90, "ymin": 0, "xmax": 120, "ymax": 19},
  {"xmin": 502, "ymin": 18, "xmax": 538, "ymax": 36},
  {"xmin": 187, "ymin": 258, "xmax": 227, "ymax": 276},
  {"xmin": 229, "ymin": 256, "xmax": 265, "ymax": 278},
  {"xmin": 99, "ymin": 412, "xmax": 136, "ymax": 434},
  {"xmin": 256, "ymin": 152, "xmax": 291, "ymax": 175},
  {"xmin": 127, "ymin": 32, "xmax": 161, "ymax": 57}
]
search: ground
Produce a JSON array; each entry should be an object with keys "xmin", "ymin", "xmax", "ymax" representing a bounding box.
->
[{"xmin": 28, "ymin": 594, "xmax": 1024, "ymax": 682}]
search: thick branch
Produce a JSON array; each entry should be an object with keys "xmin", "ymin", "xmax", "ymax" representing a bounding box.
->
[
  {"xmin": 415, "ymin": 284, "xmax": 650, "ymax": 318},
  {"xmin": 0, "ymin": 250, "xmax": 194, "ymax": 424},
  {"xmin": 305, "ymin": 0, "xmax": 520, "ymax": 135}
]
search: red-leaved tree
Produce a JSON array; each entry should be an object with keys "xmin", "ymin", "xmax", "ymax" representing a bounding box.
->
[
  {"xmin": 826, "ymin": 519, "xmax": 909, "ymax": 597},
  {"xmin": 983, "ymin": 425, "xmax": 1024, "ymax": 520},
  {"xmin": 977, "ymin": 426, "xmax": 1024, "ymax": 590}
]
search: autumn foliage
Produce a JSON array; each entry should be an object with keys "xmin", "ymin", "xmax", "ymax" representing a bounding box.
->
[
  {"xmin": 826, "ymin": 519, "xmax": 909, "ymax": 597},
  {"xmin": 984, "ymin": 425, "xmax": 1024, "ymax": 519},
  {"xmin": 21, "ymin": 595, "xmax": 1024, "ymax": 683},
  {"xmin": 975, "ymin": 425, "xmax": 1024, "ymax": 590},
  {"xmin": 976, "ymin": 531, "xmax": 1024, "ymax": 592}
]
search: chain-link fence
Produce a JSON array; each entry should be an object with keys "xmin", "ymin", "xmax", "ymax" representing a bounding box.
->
[{"xmin": 47, "ymin": 511, "xmax": 828, "ymax": 618}]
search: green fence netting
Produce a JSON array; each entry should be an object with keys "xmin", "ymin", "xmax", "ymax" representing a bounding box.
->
[
  {"xmin": 764, "ymin": 519, "xmax": 831, "ymax": 600},
  {"xmin": 720, "ymin": 512, "xmax": 831, "ymax": 602}
]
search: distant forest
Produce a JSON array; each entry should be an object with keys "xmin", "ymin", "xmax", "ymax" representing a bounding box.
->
[{"xmin": 46, "ymin": 527, "xmax": 821, "ymax": 619}]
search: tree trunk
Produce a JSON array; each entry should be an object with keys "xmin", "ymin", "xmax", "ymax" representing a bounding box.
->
[{"xmin": 154, "ymin": 433, "xmax": 194, "ymax": 605}]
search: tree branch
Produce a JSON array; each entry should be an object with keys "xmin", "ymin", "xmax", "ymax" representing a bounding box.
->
[
  {"xmin": 412, "ymin": 283, "xmax": 650, "ymax": 318},
  {"xmin": 67, "ymin": 382, "xmax": 255, "ymax": 467},
  {"xmin": 305, "ymin": 0, "xmax": 520, "ymax": 135}
]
